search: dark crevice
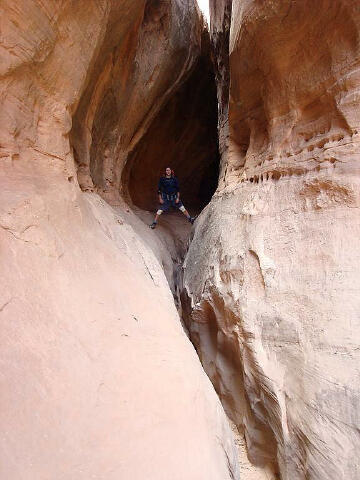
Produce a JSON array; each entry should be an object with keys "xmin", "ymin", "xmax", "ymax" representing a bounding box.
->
[{"xmin": 122, "ymin": 31, "xmax": 220, "ymax": 215}]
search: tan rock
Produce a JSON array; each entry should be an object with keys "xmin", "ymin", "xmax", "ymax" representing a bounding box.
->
[
  {"xmin": 0, "ymin": 1, "xmax": 239, "ymax": 478},
  {"xmin": 122, "ymin": 29, "xmax": 219, "ymax": 213},
  {"xmin": 71, "ymin": 0, "xmax": 203, "ymax": 205},
  {"xmin": 184, "ymin": 1, "xmax": 360, "ymax": 479}
]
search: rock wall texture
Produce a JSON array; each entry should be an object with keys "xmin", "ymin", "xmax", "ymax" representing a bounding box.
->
[
  {"xmin": 123, "ymin": 31, "xmax": 219, "ymax": 213},
  {"xmin": 0, "ymin": 1, "xmax": 239, "ymax": 478},
  {"xmin": 71, "ymin": 0, "xmax": 202, "ymax": 204},
  {"xmin": 209, "ymin": 0, "xmax": 232, "ymax": 176},
  {"xmin": 184, "ymin": 1, "xmax": 360, "ymax": 479}
]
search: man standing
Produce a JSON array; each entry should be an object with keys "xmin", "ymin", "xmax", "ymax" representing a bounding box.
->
[{"xmin": 150, "ymin": 167, "xmax": 195, "ymax": 229}]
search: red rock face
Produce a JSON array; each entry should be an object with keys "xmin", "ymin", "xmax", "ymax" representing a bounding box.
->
[
  {"xmin": 228, "ymin": 0, "xmax": 360, "ymax": 184},
  {"xmin": 184, "ymin": 1, "xmax": 360, "ymax": 479},
  {"xmin": 71, "ymin": 0, "xmax": 203, "ymax": 204},
  {"xmin": 209, "ymin": 0, "xmax": 232, "ymax": 171},
  {"xmin": 0, "ymin": 1, "xmax": 239, "ymax": 479},
  {"xmin": 123, "ymin": 32, "xmax": 219, "ymax": 212},
  {"xmin": 3, "ymin": 0, "xmax": 360, "ymax": 478}
]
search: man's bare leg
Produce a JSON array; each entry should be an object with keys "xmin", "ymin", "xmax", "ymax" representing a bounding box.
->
[
  {"xmin": 179, "ymin": 205, "xmax": 195, "ymax": 224},
  {"xmin": 150, "ymin": 210, "xmax": 163, "ymax": 228}
]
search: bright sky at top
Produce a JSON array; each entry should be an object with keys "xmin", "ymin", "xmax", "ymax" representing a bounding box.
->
[{"xmin": 196, "ymin": 0, "xmax": 210, "ymax": 23}]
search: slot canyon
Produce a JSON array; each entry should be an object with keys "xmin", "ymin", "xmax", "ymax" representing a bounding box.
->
[{"xmin": 1, "ymin": 1, "xmax": 359, "ymax": 479}]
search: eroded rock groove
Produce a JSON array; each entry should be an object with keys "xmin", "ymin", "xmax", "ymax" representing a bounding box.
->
[{"xmin": 2, "ymin": 1, "xmax": 360, "ymax": 480}]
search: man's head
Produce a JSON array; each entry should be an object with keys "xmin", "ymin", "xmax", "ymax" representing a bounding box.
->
[{"xmin": 165, "ymin": 167, "xmax": 172, "ymax": 177}]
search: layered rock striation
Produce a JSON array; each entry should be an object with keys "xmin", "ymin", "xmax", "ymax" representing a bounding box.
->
[
  {"xmin": 0, "ymin": 1, "xmax": 239, "ymax": 478},
  {"xmin": 184, "ymin": 1, "xmax": 360, "ymax": 479},
  {"xmin": 70, "ymin": 0, "xmax": 208, "ymax": 206}
]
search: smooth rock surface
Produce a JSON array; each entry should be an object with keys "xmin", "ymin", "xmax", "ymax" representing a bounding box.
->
[
  {"xmin": 71, "ymin": 0, "xmax": 203, "ymax": 205},
  {"xmin": 184, "ymin": 1, "xmax": 360, "ymax": 479},
  {"xmin": 0, "ymin": 1, "xmax": 239, "ymax": 478}
]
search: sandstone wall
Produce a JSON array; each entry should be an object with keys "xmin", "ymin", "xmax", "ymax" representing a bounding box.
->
[
  {"xmin": 123, "ymin": 31, "xmax": 219, "ymax": 212},
  {"xmin": 184, "ymin": 1, "xmax": 360, "ymax": 479},
  {"xmin": 209, "ymin": 0, "xmax": 232, "ymax": 180},
  {"xmin": 71, "ymin": 0, "xmax": 202, "ymax": 204},
  {"xmin": 0, "ymin": 1, "xmax": 239, "ymax": 478}
]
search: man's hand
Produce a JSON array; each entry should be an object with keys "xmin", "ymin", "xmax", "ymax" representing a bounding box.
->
[
  {"xmin": 159, "ymin": 197, "xmax": 164, "ymax": 204},
  {"xmin": 175, "ymin": 193, "xmax": 180, "ymax": 204}
]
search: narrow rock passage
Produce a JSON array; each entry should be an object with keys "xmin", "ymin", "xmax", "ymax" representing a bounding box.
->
[
  {"xmin": 1, "ymin": 2, "xmax": 241, "ymax": 479},
  {"xmin": 120, "ymin": 28, "xmax": 221, "ymax": 308},
  {"xmin": 117, "ymin": 25, "xmax": 277, "ymax": 478},
  {"xmin": 120, "ymin": 207, "xmax": 192, "ymax": 306},
  {"xmin": 122, "ymin": 31, "xmax": 219, "ymax": 215},
  {"xmin": 8, "ymin": 1, "xmax": 359, "ymax": 479}
]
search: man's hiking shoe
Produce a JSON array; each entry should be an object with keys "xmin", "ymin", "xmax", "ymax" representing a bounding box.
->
[
  {"xmin": 189, "ymin": 216, "xmax": 196, "ymax": 225},
  {"xmin": 150, "ymin": 222, "xmax": 157, "ymax": 229}
]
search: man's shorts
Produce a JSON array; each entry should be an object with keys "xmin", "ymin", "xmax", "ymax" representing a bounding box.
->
[{"xmin": 158, "ymin": 196, "xmax": 184, "ymax": 212}]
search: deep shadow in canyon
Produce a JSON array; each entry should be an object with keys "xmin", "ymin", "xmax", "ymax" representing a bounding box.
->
[{"xmin": 122, "ymin": 34, "xmax": 220, "ymax": 214}]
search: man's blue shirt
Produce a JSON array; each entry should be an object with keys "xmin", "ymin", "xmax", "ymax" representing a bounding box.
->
[{"xmin": 158, "ymin": 176, "xmax": 180, "ymax": 196}]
